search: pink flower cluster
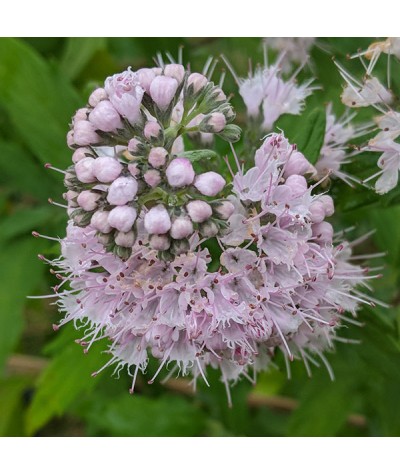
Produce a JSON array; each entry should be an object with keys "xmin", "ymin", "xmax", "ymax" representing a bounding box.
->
[
  {"xmin": 47, "ymin": 133, "xmax": 376, "ymax": 399},
  {"xmin": 63, "ymin": 64, "xmax": 238, "ymax": 258}
]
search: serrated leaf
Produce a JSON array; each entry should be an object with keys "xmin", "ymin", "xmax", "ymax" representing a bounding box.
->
[
  {"xmin": 25, "ymin": 329, "xmax": 109, "ymax": 435},
  {"xmin": 0, "ymin": 38, "xmax": 81, "ymax": 168},
  {"xmin": 85, "ymin": 393, "xmax": 206, "ymax": 437},
  {"xmin": 0, "ymin": 238, "xmax": 44, "ymax": 373},
  {"xmin": 292, "ymin": 107, "xmax": 327, "ymax": 165},
  {"xmin": 60, "ymin": 38, "xmax": 107, "ymax": 81}
]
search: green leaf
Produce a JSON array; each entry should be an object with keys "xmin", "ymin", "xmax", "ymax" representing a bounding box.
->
[
  {"xmin": 0, "ymin": 206, "xmax": 57, "ymax": 244},
  {"xmin": 85, "ymin": 393, "xmax": 206, "ymax": 436},
  {"xmin": 0, "ymin": 38, "xmax": 81, "ymax": 168},
  {"xmin": 0, "ymin": 376, "xmax": 33, "ymax": 436},
  {"xmin": 181, "ymin": 149, "xmax": 219, "ymax": 162},
  {"xmin": 0, "ymin": 139, "xmax": 61, "ymax": 199},
  {"xmin": 25, "ymin": 327, "xmax": 109, "ymax": 435},
  {"xmin": 287, "ymin": 374, "xmax": 355, "ymax": 436},
  {"xmin": 0, "ymin": 238, "xmax": 44, "ymax": 373},
  {"xmin": 60, "ymin": 38, "xmax": 107, "ymax": 81},
  {"xmin": 292, "ymin": 107, "xmax": 327, "ymax": 165}
]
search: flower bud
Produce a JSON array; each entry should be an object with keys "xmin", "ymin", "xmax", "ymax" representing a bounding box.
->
[
  {"xmin": 91, "ymin": 210, "xmax": 112, "ymax": 234},
  {"xmin": 96, "ymin": 232, "xmax": 114, "ymax": 246},
  {"xmin": 284, "ymin": 151, "xmax": 314, "ymax": 177},
  {"xmin": 187, "ymin": 72, "xmax": 208, "ymax": 95},
  {"xmin": 200, "ymin": 112, "xmax": 226, "ymax": 133},
  {"xmin": 93, "ymin": 156, "xmax": 123, "ymax": 183},
  {"xmin": 199, "ymin": 220, "xmax": 219, "ymax": 237},
  {"xmin": 170, "ymin": 216, "xmax": 194, "ymax": 239},
  {"xmin": 172, "ymin": 136, "xmax": 184, "ymax": 155},
  {"xmin": 67, "ymin": 130, "xmax": 75, "ymax": 149},
  {"xmin": 73, "ymin": 108, "xmax": 89, "ymax": 123},
  {"xmin": 88, "ymin": 88, "xmax": 108, "ymax": 107},
  {"xmin": 144, "ymin": 205, "xmax": 171, "ymax": 234},
  {"xmin": 108, "ymin": 205, "xmax": 137, "ymax": 232},
  {"xmin": 214, "ymin": 201, "xmax": 235, "ymax": 220},
  {"xmin": 285, "ymin": 174, "xmax": 308, "ymax": 198},
  {"xmin": 171, "ymin": 239, "xmax": 190, "ymax": 255},
  {"xmin": 164, "ymin": 64, "xmax": 185, "ymax": 84},
  {"xmin": 216, "ymin": 124, "xmax": 241, "ymax": 143},
  {"xmin": 150, "ymin": 76, "xmax": 179, "ymax": 110},
  {"xmin": 144, "ymin": 169, "xmax": 161, "ymax": 188},
  {"xmin": 214, "ymin": 87, "xmax": 227, "ymax": 102},
  {"xmin": 318, "ymin": 195, "xmax": 335, "ymax": 217},
  {"xmin": 75, "ymin": 157, "xmax": 96, "ymax": 183},
  {"xmin": 89, "ymin": 100, "xmax": 123, "ymax": 132},
  {"xmin": 128, "ymin": 138, "xmax": 143, "ymax": 154},
  {"xmin": 312, "ymin": 221, "xmax": 333, "ymax": 244},
  {"xmin": 166, "ymin": 158, "xmax": 195, "ymax": 188},
  {"xmin": 72, "ymin": 147, "xmax": 92, "ymax": 163},
  {"xmin": 309, "ymin": 200, "xmax": 326, "ymax": 223},
  {"xmin": 186, "ymin": 200, "xmax": 213, "ymax": 223},
  {"xmin": 115, "ymin": 230, "xmax": 136, "ymax": 247},
  {"xmin": 77, "ymin": 190, "xmax": 100, "ymax": 211},
  {"xmin": 194, "ymin": 171, "xmax": 226, "ymax": 196},
  {"xmin": 107, "ymin": 176, "xmax": 138, "ymax": 205},
  {"xmin": 128, "ymin": 163, "xmax": 140, "ymax": 177},
  {"xmin": 148, "ymin": 147, "xmax": 168, "ymax": 168},
  {"xmin": 73, "ymin": 121, "xmax": 100, "ymax": 146},
  {"xmin": 144, "ymin": 121, "xmax": 162, "ymax": 140},
  {"xmin": 150, "ymin": 234, "xmax": 171, "ymax": 251},
  {"xmin": 137, "ymin": 68, "xmax": 156, "ymax": 94}
]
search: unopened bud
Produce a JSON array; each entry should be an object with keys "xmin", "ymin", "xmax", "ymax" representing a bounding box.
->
[
  {"xmin": 72, "ymin": 147, "xmax": 92, "ymax": 164},
  {"xmin": 89, "ymin": 100, "xmax": 123, "ymax": 132},
  {"xmin": 150, "ymin": 234, "xmax": 171, "ymax": 251},
  {"xmin": 93, "ymin": 156, "xmax": 123, "ymax": 183},
  {"xmin": 164, "ymin": 64, "xmax": 185, "ymax": 84},
  {"xmin": 194, "ymin": 171, "xmax": 226, "ymax": 196},
  {"xmin": 75, "ymin": 157, "xmax": 96, "ymax": 183},
  {"xmin": 318, "ymin": 195, "xmax": 335, "ymax": 217},
  {"xmin": 186, "ymin": 200, "xmax": 213, "ymax": 223},
  {"xmin": 137, "ymin": 68, "xmax": 156, "ymax": 94},
  {"xmin": 77, "ymin": 190, "xmax": 101, "ymax": 211},
  {"xmin": 115, "ymin": 230, "xmax": 136, "ymax": 248},
  {"xmin": 107, "ymin": 176, "xmax": 138, "ymax": 205},
  {"xmin": 91, "ymin": 210, "xmax": 112, "ymax": 234},
  {"xmin": 144, "ymin": 121, "xmax": 162, "ymax": 140},
  {"xmin": 216, "ymin": 124, "xmax": 241, "ymax": 143},
  {"xmin": 200, "ymin": 112, "xmax": 226, "ymax": 133},
  {"xmin": 199, "ymin": 220, "xmax": 219, "ymax": 238},
  {"xmin": 150, "ymin": 76, "xmax": 179, "ymax": 110},
  {"xmin": 144, "ymin": 169, "xmax": 162, "ymax": 188},
  {"xmin": 166, "ymin": 158, "xmax": 195, "ymax": 188},
  {"xmin": 214, "ymin": 201, "xmax": 235, "ymax": 220},
  {"xmin": 108, "ymin": 205, "xmax": 137, "ymax": 232},
  {"xmin": 144, "ymin": 205, "xmax": 171, "ymax": 234},
  {"xmin": 148, "ymin": 147, "xmax": 168, "ymax": 168},
  {"xmin": 285, "ymin": 174, "xmax": 308, "ymax": 198},
  {"xmin": 88, "ymin": 88, "xmax": 108, "ymax": 107},
  {"xmin": 170, "ymin": 216, "xmax": 194, "ymax": 239},
  {"xmin": 73, "ymin": 120, "xmax": 100, "ymax": 146},
  {"xmin": 187, "ymin": 73, "xmax": 208, "ymax": 95}
]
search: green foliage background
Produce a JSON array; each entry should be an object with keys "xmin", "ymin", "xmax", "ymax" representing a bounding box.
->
[{"xmin": 1, "ymin": 37, "xmax": 400, "ymax": 437}]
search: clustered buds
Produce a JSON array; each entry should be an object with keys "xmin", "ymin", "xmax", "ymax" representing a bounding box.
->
[{"xmin": 63, "ymin": 63, "xmax": 240, "ymax": 259}]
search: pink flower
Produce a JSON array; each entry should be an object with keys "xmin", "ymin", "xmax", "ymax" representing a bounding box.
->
[
  {"xmin": 105, "ymin": 68, "xmax": 144, "ymax": 124},
  {"xmin": 93, "ymin": 156, "xmax": 123, "ymax": 183}
]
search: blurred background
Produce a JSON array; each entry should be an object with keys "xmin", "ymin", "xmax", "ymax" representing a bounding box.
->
[{"xmin": 1, "ymin": 37, "xmax": 400, "ymax": 437}]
